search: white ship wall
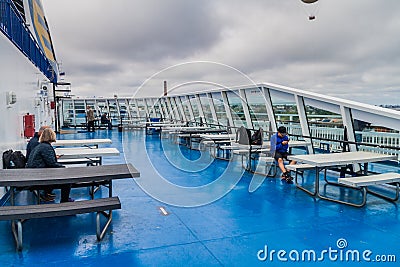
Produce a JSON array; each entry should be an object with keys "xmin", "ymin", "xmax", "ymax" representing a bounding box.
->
[{"xmin": 0, "ymin": 33, "xmax": 54, "ymax": 159}]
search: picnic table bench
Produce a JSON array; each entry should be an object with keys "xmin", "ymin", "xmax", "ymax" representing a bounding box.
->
[
  {"xmin": 0, "ymin": 163, "xmax": 139, "ymax": 250},
  {"xmin": 57, "ymin": 157, "xmax": 102, "ymax": 166},
  {"xmin": 338, "ymin": 172, "xmax": 400, "ymax": 207},
  {"xmin": 0, "ymin": 197, "xmax": 121, "ymax": 250},
  {"xmin": 286, "ymin": 163, "xmax": 315, "ymax": 183}
]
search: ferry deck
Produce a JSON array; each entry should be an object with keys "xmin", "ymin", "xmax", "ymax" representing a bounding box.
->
[
  {"xmin": 0, "ymin": 129, "xmax": 399, "ymax": 266},
  {"xmin": 1, "ymin": 1, "xmax": 399, "ymax": 265}
]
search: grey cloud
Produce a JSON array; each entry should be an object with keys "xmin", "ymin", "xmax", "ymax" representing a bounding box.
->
[
  {"xmin": 51, "ymin": 0, "xmax": 221, "ymax": 62},
  {"xmin": 43, "ymin": 0, "xmax": 400, "ymax": 104},
  {"xmin": 70, "ymin": 62, "xmax": 122, "ymax": 76}
]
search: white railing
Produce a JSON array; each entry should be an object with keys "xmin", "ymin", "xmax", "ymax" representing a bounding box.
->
[
  {"xmin": 285, "ymin": 124, "xmax": 399, "ymax": 159},
  {"xmin": 358, "ymin": 131, "xmax": 400, "ymax": 160},
  {"xmin": 285, "ymin": 125, "xmax": 344, "ymax": 151}
]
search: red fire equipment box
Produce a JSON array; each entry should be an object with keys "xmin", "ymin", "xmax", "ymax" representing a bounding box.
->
[{"xmin": 23, "ymin": 114, "xmax": 35, "ymax": 138}]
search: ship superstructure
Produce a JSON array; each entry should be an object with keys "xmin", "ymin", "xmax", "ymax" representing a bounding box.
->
[{"xmin": 0, "ymin": 0, "xmax": 58, "ymax": 155}]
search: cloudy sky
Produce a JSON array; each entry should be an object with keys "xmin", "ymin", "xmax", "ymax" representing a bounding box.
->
[{"xmin": 42, "ymin": 0, "xmax": 400, "ymax": 105}]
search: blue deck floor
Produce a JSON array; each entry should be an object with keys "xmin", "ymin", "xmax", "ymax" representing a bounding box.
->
[{"xmin": 1, "ymin": 129, "xmax": 399, "ymax": 266}]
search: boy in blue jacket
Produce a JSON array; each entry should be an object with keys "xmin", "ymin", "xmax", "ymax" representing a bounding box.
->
[{"xmin": 273, "ymin": 126, "xmax": 296, "ymax": 183}]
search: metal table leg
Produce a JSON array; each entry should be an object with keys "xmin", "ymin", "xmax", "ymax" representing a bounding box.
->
[
  {"xmin": 295, "ymin": 167, "xmax": 319, "ymax": 196},
  {"xmin": 366, "ymin": 183, "xmax": 400, "ymax": 202}
]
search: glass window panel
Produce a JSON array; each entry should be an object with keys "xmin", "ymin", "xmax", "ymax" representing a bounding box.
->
[
  {"xmin": 161, "ymin": 99, "xmax": 171, "ymax": 119},
  {"xmin": 170, "ymin": 97, "xmax": 180, "ymax": 120},
  {"xmin": 136, "ymin": 99, "xmax": 147, "ymax": 119},
  {"xmin": 353, "ymin": 117, "xmax": 399, "ymax": 160},
  {"xmin": 269, "ymin": 90, "xmax": 300, "ymax": 137},
  {"xmin": 226, "ymin": 90, "xmax": 247, "ymax": 128},
  {"xmin": 73, "ymin": 100, "xmax": 86, "ymax": 126},
  {"xmin": 116, "ymin": 99, "xmax": 127, "ymax": 119},
  {"xmin": 198, "ymin": 94, "xmax": 214, "ymax": 125},
  {"xmin": 179, "ymin": 96, "xmax": 191, "ymax": 121},
  {"xmin": 188, "ymin": 95, "xmax": 199, "ymax": 123},
  {"xmin": 303, "ymin": 100, "xmax": 344, "ymax": 152},
  {"xmin": 127, "ymin": 99, "xmax": 138, "ymax": 118},
  {"xmin": 210, "ymin": 92, "xmax": 227, "ymax": 126},
  {"xmin": 96, "ymin": 100, "xmax": 108, "ymax": 115},
  {"xmin": 62, "ymin": 100, "xmax": 73, "ymax": 127},
  {"xmin": 173, "ymin": 97, "xmax": 185, "ymax": 121},
  {"xmin": 107, "ymin": 99, "xmax": 120, "ymax": 121},
  {"xmin": 149, "ymin": 98, "xmax": 162, "ymax": 118},
  {"xmin": 245, "ymin": 88, "xmax": 270, "ymax": 130}
]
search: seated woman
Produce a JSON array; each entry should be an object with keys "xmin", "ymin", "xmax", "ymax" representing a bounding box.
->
[
  {"xmin": 100, "ymin": 113, "xmax": 112, "ymax": 130},
  {"xmin": 26, "ymin": 128, "xmax": 73, "ymax": 202}
]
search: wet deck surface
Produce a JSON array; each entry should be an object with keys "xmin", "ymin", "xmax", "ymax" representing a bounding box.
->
[{"xmin": 1, "ymin": 129, "xmax": 399, "ymax": 266}]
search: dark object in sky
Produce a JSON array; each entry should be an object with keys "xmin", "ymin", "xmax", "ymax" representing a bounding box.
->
[
  {"xmin": 300, "ymin": 0, "xmax": 319, "ymax": 21},
  {"xmin": 301, "ymin": 0, "xmax": 318, "ymax": 3}
]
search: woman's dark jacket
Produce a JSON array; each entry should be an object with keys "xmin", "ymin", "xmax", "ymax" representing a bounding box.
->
[{"xmin": 26, "ymin": 142, "xmax": 64, "ymax": 168}]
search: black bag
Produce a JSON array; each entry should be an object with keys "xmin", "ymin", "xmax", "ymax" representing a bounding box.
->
[
  {"xmin": 251, "ymin": 128, "xmax": 263, "ymax": 145},
  {"xmin": 2, "ymin": 150, "xmax": 26, "ymax": 169},
  {"xmin": 2, "ymin": 149, "xmax": 13, "ymax": 169},
  {"xmin": 237, "ymin": 126, "xmax": 252, "ymax": 145},
  {"xmin": 10, "ymin": 151, "xmax": 27, "ymax": 168}
]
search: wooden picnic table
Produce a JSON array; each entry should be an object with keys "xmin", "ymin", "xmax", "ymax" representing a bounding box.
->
[
  {"xmin": 0, "ymin": 163, "xmax": 138, "ymax": 190},
  {"xmin": 0, "ymin": 163, "xmax": 140, "ymax": 249}
]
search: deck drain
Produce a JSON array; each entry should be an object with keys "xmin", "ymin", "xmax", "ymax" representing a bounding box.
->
[{"xmin": 158, "ymin": 206, "xmax": 169, "ymax": 216}]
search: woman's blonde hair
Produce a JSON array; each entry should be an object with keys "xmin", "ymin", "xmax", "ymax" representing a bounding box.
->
[{"xmin": 39, "ymin": 128, "xmax": 56, "ymax": 143}]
